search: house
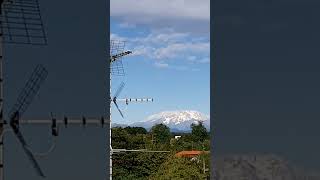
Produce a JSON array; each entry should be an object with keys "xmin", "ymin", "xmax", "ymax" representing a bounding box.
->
[{"xmin": 175, "ymin": 150, "xmax": 209, "ymax": 158}]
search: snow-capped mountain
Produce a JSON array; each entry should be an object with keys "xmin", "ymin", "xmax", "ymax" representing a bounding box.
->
[{"xmin": 130, "ymin": 110, "xmax": 210, "ymax": 132}]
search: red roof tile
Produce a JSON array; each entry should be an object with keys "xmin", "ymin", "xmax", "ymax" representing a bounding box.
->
[{"xmin": 175, "ymin": 150, "xmax": 209, "ymax": 158}]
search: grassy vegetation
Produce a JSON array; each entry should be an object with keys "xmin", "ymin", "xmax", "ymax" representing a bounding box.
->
[{"xmin": 112, "ymin": 122, "xmax": 210, "ymax": 180}]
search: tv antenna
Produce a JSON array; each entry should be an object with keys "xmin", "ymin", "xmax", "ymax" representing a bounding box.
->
[
  {"xmin": 8, "ymin": 64, "xmax": 48, "ymax": 177},
  {"xmin": 0, "ymin": 1, "xmax": 107, "ymax": 179},
  {"xmin": 0, "ymin": 0, "xmax": 47, "ymax": 45},
  {"xmin": 0, "ymin": 0, "xmax": 47, "ymax": 179},
  {"xmin": 110, "ymin": 40, "xmax": 129, "ymax": 76},
  {"xmin": 1, "ymin": 64, "xmax": 107, "ymax": 179},
  {"xmin": 109, "ymin": 40, "xmax": 168, "ymax": 180}
]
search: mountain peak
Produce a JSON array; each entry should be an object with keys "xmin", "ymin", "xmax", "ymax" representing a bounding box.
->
[
  {"xmin": 131, "ymin": 110, "xmax": 210, "ymax": 132},
  {"xmin": 146, "ymin": 110, "xmax": 209, "ymax": 124}
]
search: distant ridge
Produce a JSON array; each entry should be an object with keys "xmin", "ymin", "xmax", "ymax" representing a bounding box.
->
[{"xmin": 112, "ymin": 110, "xmax": 210, "ymax": 132}]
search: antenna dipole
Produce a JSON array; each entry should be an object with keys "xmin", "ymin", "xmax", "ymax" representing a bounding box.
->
[
  {"xmin": 110, "ymin": 40, "xmax": 129, "ymax": 76},
  {"xmin": 8, "ymin": 64, "xmax": 48, "ymax": 120},
  {"xmin": 117, "ymin": 98, "xmax": 154, "ymax": 105},
  {"xmin": 110, "ymin": 51, "xmax": 132, "ymax": 63},
  {"xmin": 8, "ymin": 64, "xmax": 48, "ymax": 177}
]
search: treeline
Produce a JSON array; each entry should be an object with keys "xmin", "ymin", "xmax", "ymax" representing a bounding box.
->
[{"xmin": 111, "ymin": 122, "xmax": 210, "ymax": 180}]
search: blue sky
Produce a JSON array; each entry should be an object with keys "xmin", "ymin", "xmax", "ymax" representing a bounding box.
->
[{"xmin": 110, "ymin": 0, "xmax": 210, "ymax": 124}]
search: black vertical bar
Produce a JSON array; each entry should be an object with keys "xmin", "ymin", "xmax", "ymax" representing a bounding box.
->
[{"xmin": 105, "ymin": 0, "xmax": 110, "ymax": 179}]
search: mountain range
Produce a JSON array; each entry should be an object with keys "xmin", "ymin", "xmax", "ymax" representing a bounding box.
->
[{"xmin": 112, "ymin": 110, "xmax": 210, "ymax": 132}]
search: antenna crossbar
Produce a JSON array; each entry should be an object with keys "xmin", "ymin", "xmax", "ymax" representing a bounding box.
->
[
  {"xmin": 19, "ymin": 117, "xmax": 108, "ymax": 125},
  {"xmin": 110, "ymin": 51, "xmax": 132, "ymax": 63},
  {"xmin": 117, "ymin": 98, "xmax": 153, "ymax": 105}
]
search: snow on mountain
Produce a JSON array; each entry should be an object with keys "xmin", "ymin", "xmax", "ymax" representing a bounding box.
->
[{"xmin": 130, "ymin": 110, "xmax": 210, "ymax": 132}]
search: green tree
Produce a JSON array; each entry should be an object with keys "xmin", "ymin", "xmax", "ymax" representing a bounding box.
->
[
  {"xmin": 191, "ymin": 121, "xmax": 209, "ymax": 143},
  {"xmin": 112, "ymin": 127, "xmax": 129, "ymax": 149},
  {"xmin": 125, "ymin": 126, "xmax": 147, "ymax": 135},
  {"xmin": 150, "ymin": 124, "xmax": 171, "ymax": 145},
  {"xmin": 112, "ymin": 126, "xmax": 170, "ymax": 179},
  {"xmin": 113, "ymin": 151, "xmax": 169, "ymax": 179},
  {"xmin": 149, "ymin": 155, "xmax": 205, "ymax": 180},
  {"xmin": 112, "ymin": 127, "xmax": 147, "ymax": 149}
]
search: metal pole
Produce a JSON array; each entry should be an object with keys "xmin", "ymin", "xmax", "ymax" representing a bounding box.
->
[
  {"xmin": 19, "ymin": 119, "xmax": 106, "ymax": 124},
  {"xmin": 110, "ymin": 74, "xmax": 112, "ymax": 180},
  {"xmin": 203, "ymin": 155, "xmax": 205, "ymax": 174}
]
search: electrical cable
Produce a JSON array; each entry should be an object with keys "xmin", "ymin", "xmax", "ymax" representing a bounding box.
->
[{"xmin": 1, "ymin": 127, "xmax": 57, "ymax": 158}]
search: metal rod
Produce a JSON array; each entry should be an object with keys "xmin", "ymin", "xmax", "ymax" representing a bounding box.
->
[
  {"xmin": 3, "ymin": 10, "xmax": 38, "ymax": 15},
  {"xmin": 112, "ymin": 149, "xmax": 170, "ymax": 153},
  {"xmin": 0, "ymin": 26, "xmax": 43, "ymax": 31},
  {"xmin": 19, "ymin": 118, "xmax": 108, "ymax": 124},
  {"xmin": 4, "ymin": 8, "xmax": 40, "ymax": 14},
  {"xmin": 110, "ymin": 68, "xmax": 112, "ymax": 180},
  {"xmin": 2, "ymin": 15, "xmax": 41, "ymax": 21},
  {"xmin": 110, "ymin": 51, "xmax": 132, "ymax": 63}
]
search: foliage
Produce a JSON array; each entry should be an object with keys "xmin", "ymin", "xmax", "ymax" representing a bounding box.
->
[
  {"xmin": 112, "ymin": 127, "xmax": 145, "ymax": 149},
  {"xmin": 191, "ymin": 121, "xmax": 209, "ymax": 142},
  {"xmin": 111, "ymin": 124, "xmax": 211, "ymax": 179},
  {"xmin": 113, "ymin": 152, "xmax": 168, "ymax": 180},
  {"xmin": 150, "ymin": 123, "xmax": 171, "ymax": 145},
  {"xmin": 124, "ymin": 126, "xmax": 147, "ymax": 135},
  {"xmin": 149, "ymin": 155, "xmax": 206, "ymax": 180},
  {"xmin": 112, "ymin": 126, "xmax": 169, "ymax": 179}
]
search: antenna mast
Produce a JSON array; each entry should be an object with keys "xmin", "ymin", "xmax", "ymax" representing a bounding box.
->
[
  {"xmin": 109, "ymin": 40, "xmax": 128, "ymax": 179},
  {"xmin": 109, "ymin": 40, "xmax": 165, "ymax": 180}
]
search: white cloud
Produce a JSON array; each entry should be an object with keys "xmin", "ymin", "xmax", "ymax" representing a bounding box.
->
[
  {"xmin": 111, "ymin": 0, "xmax": 210, "ymax": 34},
  {"xmin": 132, "ymin": 31, "xmax": 190, "ymax": 45},
  {"xmin": 110, "ymin": 1, "xmax": 210, "ymax": 69},
  {"xmin": 111, "ymin": 31, "xmax": 210, "ymax": 69},
  {"xmin": 111, "ymin": 0, "xmax": 210, "ymax": 21},
  {"xmin": 199, "ymin": 57, "xmax": 210, "ymax": 63},
  {"xmin": 110, "ymin": 33, "xmax": 127, "ymax": 41},
  {"xmin": 154, "ymin": 62, "xmax": 169, "ymax": 68},
  {"xmin": 187, "ymin": 56, "xmax": 210, "ymax": 64},
  {"xmin": 118, "ymin": 22, "xmax": 137, "ymax": 28},
  {"xmin": 153, "ymin": 42, "xmax": 209, "ymax": 60},
  {"xmin": 153, "ymin": 63, "xmax": 189, "ymax": 71},
  {"xmin": 170, "ymin": 65, "xmax": 188, "ymax": 71}
]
